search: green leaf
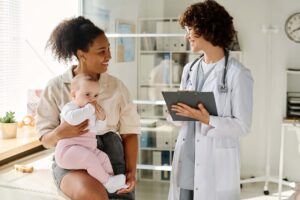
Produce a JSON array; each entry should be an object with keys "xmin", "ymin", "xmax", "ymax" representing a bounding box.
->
[{"xmin": 0, "ymin": 111, "xmax": 17, "ymax": 123}]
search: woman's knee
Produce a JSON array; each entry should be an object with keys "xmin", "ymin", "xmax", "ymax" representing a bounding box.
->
[
  {"xmin": 60, "ymin": 170, "xmax": 108, "ymax": 200},
  {"xmin": 75, "ymin": 185, "xmax": 108, "ymax": 200}
]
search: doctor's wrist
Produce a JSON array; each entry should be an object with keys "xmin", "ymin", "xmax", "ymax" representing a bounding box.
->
[{"xmin": 199, "ymin": 115, "xmax": 210, "ymax": 125}]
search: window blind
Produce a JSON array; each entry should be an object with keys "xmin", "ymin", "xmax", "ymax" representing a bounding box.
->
[{"xmin": 0, "ymin": 0, "xmax": 23, "ymax": 116}]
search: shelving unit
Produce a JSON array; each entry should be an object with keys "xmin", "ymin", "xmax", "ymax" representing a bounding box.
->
[
  {"xmin": 136, "ymin": 18, "xmax": 186, "ymax": 182},
  {"xmin": 135, "ymin": 100, "xmax": 179, "ymax": 182}
]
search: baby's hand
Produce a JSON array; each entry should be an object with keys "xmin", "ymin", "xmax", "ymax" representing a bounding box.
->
[{"xmin": 95, "ymin": 104, "xmax": 106, "ymax": 121}]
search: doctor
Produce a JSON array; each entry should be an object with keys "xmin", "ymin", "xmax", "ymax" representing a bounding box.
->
[{"xmin": 168, "ymin": 1, "xmax": 253, "ymax": 200}]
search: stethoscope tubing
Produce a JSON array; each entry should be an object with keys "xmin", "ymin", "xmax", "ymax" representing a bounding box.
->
[{"xmin": 186, "ymin": 49, "xmax": 229, "ymax": 93}]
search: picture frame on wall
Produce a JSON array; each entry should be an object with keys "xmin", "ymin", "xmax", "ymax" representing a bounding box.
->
[{"xmin": 115, "ymin": 20, "xmax": 136, "ymax": 63}]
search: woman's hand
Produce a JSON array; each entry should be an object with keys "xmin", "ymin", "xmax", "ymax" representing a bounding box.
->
[
  {"xmin": 117, "ymin": 171, "xmax": 136, "ymax": 194},
  {"xmin": 171, "ymin": 103, "xmax": 210, "ymax": 124},
  {"xmin": 56, "ymin": 120, "xmax": 89, "ymax": 139}
]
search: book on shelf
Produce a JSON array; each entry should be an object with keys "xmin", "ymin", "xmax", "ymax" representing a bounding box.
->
[
  {"xmin": 169, "ymin": 21, "xmax": 187, "ymax": 52},
  {"xmin": 156, "ymin": 21, "xmax": 170, "ymax": 51},
  {"xmin": 140, "ymin": 54, "xmax": 156, "ymax": 83},
  {"xmin": 153, "ymin": 151, "xmax": 162, "ymax": 181},
  {"xmin": 141, "ymin": 35, "xmax": 156, "ymax": 51},
  {"xmin": 140, "ymin": 131, "xmax": 156, "ymax": 148},
  {"xmin": 161, "ymin": 151, "xmax": 170, "ymax": 180}
]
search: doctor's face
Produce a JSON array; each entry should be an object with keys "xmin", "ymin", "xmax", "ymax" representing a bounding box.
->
[{"xmin": 185, "ymin": 26, "xmax": 206, "ymax": 53}]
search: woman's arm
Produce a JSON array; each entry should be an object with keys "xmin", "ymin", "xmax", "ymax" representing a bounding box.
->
[
  {"xmin": 40, "ymin": 120, "xmax": 89, "ymax": 148},
  {"xmin": 118, "ymin": 134, "xmax": 138, "ymax": 194},
  {"xmin": 36, "ymin": 79, "xmax": 89, "ymax": 148},
  {"xmin": 115, "ymin": 81, "xmax": 140, "ymax": 194}
]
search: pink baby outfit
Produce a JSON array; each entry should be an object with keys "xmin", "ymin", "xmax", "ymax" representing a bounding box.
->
[{"xmin": 55, "ymin": 102, "xmax": 113, "ymax": 184}]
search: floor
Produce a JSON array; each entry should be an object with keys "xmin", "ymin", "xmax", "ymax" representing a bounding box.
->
[
  {"xmin": 136, "ymin": 181, "xmax": 296, "ymax": 200},
  {"xmin": 0, "ymin": 149, "xmax": 297, "ymax": 200}
]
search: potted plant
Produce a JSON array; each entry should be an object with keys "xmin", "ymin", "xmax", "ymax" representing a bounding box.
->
[{"xmin": 0, "ymin": 111, "xmax": 18, "ymax": 139}]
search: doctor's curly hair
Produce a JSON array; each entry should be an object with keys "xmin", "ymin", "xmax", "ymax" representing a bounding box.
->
[{"xmin": 179, "ymin": 0, "xmax": 236, "ymax": 49}]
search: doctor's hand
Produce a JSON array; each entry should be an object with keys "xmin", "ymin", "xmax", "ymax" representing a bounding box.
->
[{"xmin": 171, "ymin": 103, "xmax": 210, "ymax": 124}]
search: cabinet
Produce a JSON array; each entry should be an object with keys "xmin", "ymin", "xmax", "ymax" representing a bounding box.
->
[
  {"xmin": 136, "ymin": 18, "xmax": 189, "ymax": 182},
  {"xmin": 136, "ymin": 17, "xmax": 243, "ymax": 182}
]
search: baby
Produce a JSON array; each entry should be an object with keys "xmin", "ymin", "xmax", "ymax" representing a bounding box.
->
[{"xmin": 55, "ymin": 74, "xmax": 128, "ymax": 193}]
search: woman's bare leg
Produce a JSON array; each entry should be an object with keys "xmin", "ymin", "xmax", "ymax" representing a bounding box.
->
[{"xmin": 60, "ymin": 170, "xmax": 108, "ymax": 200}]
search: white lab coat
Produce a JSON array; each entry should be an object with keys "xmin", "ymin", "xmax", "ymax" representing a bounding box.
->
[{"xmin": 168, "ymin": 54, "xmax": 253, "ymax": 200}]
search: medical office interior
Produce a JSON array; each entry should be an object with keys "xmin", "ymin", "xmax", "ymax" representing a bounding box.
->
[{"xmin": 0, "ymin": 0, "xmax": 300, "ymax": 199}]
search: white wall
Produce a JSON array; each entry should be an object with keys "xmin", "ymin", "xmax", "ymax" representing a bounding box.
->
[
  {"xmin": 163, "ymin": 0, "xmax": 300, "ymax": 181},
  {"xmin": 23, "ymin": 0, "xmax": 79, "ymax": 88},
  {"xmin": 267, "ymin": 0, "xmax": 300, "ymax": 182}
]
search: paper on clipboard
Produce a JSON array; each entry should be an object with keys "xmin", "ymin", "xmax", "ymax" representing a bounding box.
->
[{"xmin": 162, "ymin": 91, "xmax": 218, "ymax": 121}]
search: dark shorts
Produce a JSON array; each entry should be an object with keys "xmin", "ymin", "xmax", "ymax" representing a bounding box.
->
[{"xmin": 52, "ymin": 132, "xmax": 134, "ymax": 200}]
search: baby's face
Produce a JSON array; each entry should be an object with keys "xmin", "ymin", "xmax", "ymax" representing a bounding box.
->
[{"xmin": 73, "ymin": 81, "xmax": 100, "ymax": 107}]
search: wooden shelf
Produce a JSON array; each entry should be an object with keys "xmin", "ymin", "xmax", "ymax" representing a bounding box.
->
[{"xmin": 0, "ymin": 135, "xmax": 42, "ymax": 162}]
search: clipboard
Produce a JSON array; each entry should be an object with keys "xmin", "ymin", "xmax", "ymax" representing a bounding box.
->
[{"xmin": 162, "ymin": 91, "xmax": 218, "ymax": 121}]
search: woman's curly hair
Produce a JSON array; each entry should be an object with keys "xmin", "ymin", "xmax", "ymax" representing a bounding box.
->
[
  {"xmin": 46, "ymin": 16, "xmax": 104, "ymax": 63},
  {"xmin": 179, "ymin": 0, "xmax": 235, "ymax": 49}
]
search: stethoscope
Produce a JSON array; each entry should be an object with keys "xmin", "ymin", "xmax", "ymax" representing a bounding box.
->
[{"xmin": 186, "ymin": 49, "xmax": 229, "ymax": 93}]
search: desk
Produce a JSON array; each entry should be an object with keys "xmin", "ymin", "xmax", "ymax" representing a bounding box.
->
[
  {"xmin": 278, "ymin": 119, "xmax": 300, "ymax": 199},
  {"xmin": 0, "ymin": 136, "xmax": 42, "ymax": 162}
]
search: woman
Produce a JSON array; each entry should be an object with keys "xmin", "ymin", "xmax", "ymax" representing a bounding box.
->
[
  {"xmin": 168, "ymin": 1, "xmax": 253, "ymax": 200},
  {"xmin": 36, "ymin": 16, "xmax": 140, "ymax": 200}
]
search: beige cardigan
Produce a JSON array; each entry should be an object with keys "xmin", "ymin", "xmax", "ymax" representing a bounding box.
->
[{"xmin": 36, "ymin": 67, "xmax": 140, "ymax": 138}]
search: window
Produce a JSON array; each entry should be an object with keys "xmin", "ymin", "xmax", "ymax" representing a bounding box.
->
[
  {"xmin": 0, "ymin": 0, "xmax": 23, "ymax": 116},
  {"xmin": 0, "ymin": 0, "xmax": 79, "ymax": 119}
]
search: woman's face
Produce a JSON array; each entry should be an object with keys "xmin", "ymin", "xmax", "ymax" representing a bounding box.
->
[
  {"xmin": 82, "ymin": 34, "xmax": 111, "ymax": 74},
  {"xmin": 185, "ymin": 26, "xmax": 206, "ymax": 53}
]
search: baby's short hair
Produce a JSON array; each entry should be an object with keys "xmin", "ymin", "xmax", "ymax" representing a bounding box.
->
[{"xmin": 71, "ymin": 73, "xmax": 98, "ymax": 94}]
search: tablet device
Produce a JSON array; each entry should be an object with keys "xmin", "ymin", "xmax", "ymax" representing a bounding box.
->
[{"xmin": 162, "ymin": 91, "xmax": 218, "ymax": 121}]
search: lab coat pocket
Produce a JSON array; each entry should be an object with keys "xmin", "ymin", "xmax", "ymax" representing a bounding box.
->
[{"xmin": 214, "ymin": 147, "xmax": 239, "ymax": 192}]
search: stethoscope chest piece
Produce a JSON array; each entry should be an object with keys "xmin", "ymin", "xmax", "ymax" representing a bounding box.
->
[{"xmin": 218, "ymin": 84, "xmax": 228, "ymax": 93}]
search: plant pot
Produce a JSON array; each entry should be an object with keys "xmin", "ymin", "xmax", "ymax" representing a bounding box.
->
[{"xmin": 0, "ymin": 122, "xmax": 18, "ymax": 139}]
